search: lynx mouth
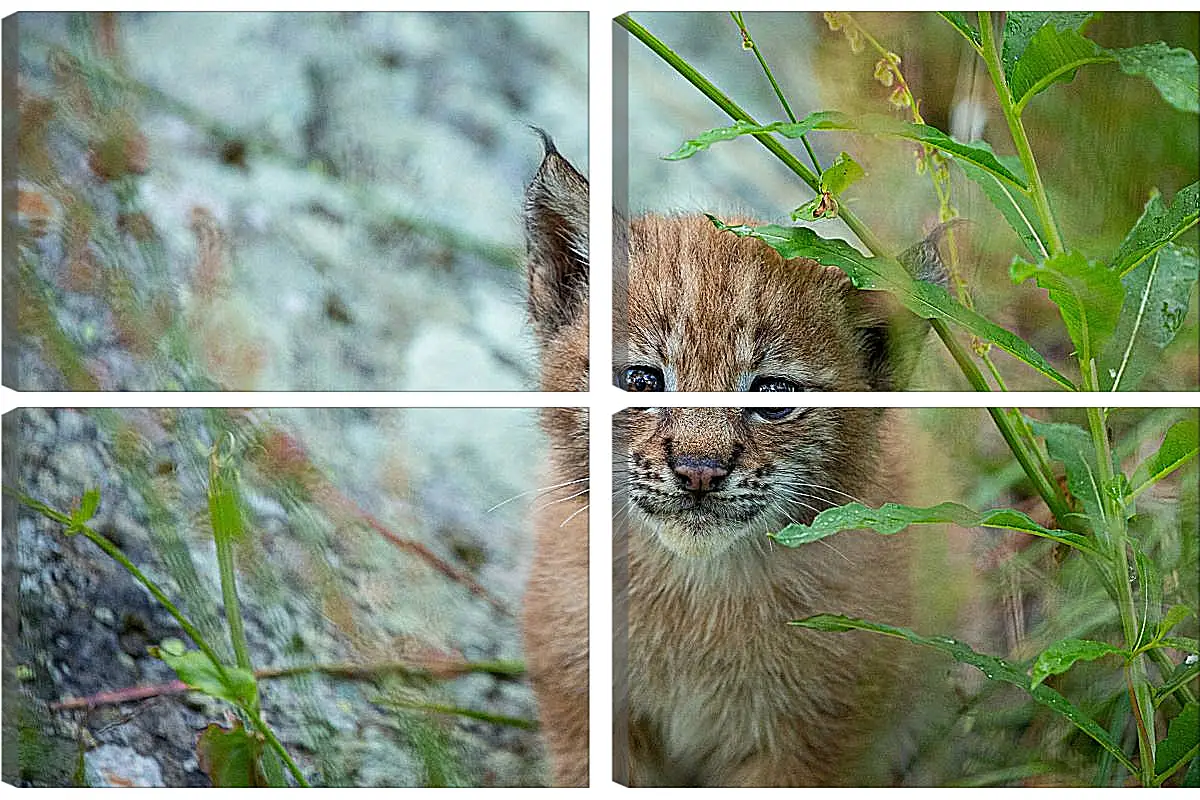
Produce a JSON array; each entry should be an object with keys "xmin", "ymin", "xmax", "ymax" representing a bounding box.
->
[{"xmin": 629, "ymin": 490, "xmax": 773, "ymax": 558}]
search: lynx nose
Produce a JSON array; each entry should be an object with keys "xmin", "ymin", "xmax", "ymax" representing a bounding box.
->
[{"xmin": 673, "ymin": 457, "xmax": 728, "ymax": 494}]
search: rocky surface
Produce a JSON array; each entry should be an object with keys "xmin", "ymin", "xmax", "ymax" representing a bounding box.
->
[
  {"xmin": 10, "ymin": 11, "xmax": 587, "ymax": 391},
  {"xmin": 3, "ymin": 405, "xmax": 557, "ymax": 787}
]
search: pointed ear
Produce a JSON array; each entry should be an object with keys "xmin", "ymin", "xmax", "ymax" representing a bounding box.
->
[
  {"xmin": 525, "ymin": 130, "xmax": 589, "ymax": 344},
  {"xmin": 848, "ymin": 287, "xmax": 929, "ymax": 392}
]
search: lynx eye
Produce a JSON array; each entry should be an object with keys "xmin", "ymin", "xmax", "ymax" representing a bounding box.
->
[
  {"xmin": 619, "ymin": 365, "xmax": 665, "ymax": 392},
  {"xmin": 748, "ymin": 375, "xmax": 799, "ymax": 421}
]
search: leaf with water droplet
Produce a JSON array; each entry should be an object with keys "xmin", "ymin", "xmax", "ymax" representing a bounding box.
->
[{"xmin": 1030, "ymin": 638, "xmax": 1128, "ymax": 688}]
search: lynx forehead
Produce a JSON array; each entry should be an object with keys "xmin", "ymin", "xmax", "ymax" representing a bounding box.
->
[{"xmin": 616, "ymin": 215, "xmax": 891, "ymax": 393}]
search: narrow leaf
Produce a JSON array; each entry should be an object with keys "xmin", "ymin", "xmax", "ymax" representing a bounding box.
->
[
  {"xmin": 664, "ymin": 112, "xmax": 850, "ymax": 160},
  {"xmin": 1011, "ymin": 251, "xmax": 1125, "ymax": 365},
  {"xmin": 1029, "ymin": 638, "xmax": 1127, "ymax": 688},
  {"xmin": 1157, "ymin": 605, "xmax": 1198, "ymax": 641},
  {"xmin": 1155, "ymin": 657, "xmax": 1200, "ymax": 705},
  {"xmin": 1111, "ymin": 183, "xmax": 1200, "ymax": 276},
  {"xmin": 790, "ymin": 614, "xmax": 1138, "ymax": 774},
  {"xmin": 711, "ymin": 220, "xmax": 1075, "ymax": 389},
  {"xmin": 76, "ymin": 489, "xmax": 101, "ymax": 524},
  {"xmin": 1129, "ymin": 417, "xmax": 1200, "ymax": 499},
  {"xmin": 820, "ymin": 151, "xmax": 865, "ymax": 195},
  {"xmin": 1116, "ymin": 43, "xmax": 1200, "ymax": 114},
  {"xmin": 1010, "ymin": 26, "xmax": 1114, "ymax": 113},
  {"xmin": 1002, "ymin": 12, "xmax": 1095, "ymax": 82},
  {"xmin": 1155, "ymin": 703, "xmax": 1200, "ymax": 782},
  {"xmin": 1160, "ymin": 637, "xmax": 1200, "ymax": 655},
  {"xmin": 666, "ymin": 111, "xmax": 1027, "ymax": 188},
  {"xmin": 1100, "ymin": 245, "xmax": 1200, "ymax": 391},
  {"xmin": 1027, "ymin": 419, "xmax": 1109, "ymax": 537},
  {"xmin": 957, "ymin": 148, "xmax": 1048, "ymax": 258},
  {"xmin": 771, "ymin": 500, "xmax": 1096, "ymax": 553},
  {"xmin": 937, "ymin": 11, "xmax": 980, "ymax": 47}
]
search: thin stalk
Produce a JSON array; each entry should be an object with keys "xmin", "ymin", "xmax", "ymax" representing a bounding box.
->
[
  {"xmin": 616, "ymin": 13, "xmax": 820, "ymax": 194},
  {"xmin": 208, "ymin": 450, "xmax": 254, "ymax": 679},
  {"xmin": 619, "ymin": 13, "xmax": 1073, "ymax": 525},
  {"xmin": 729, "ymin": 12, "xmax": 821, "ymax": 172},
  {"xmin": 246, "ymin": 710, "xmax": 310, "ymax": 787},
  {"xmin": 1086, "ymin": 406, "xmax": 1156, "ymax": 785},
  {"xmin": 9, "ymin": 490, "xmax": 233, "ymax": 687},
  {"xmin": 382, "ymin": 699, "xmax": 538, "ymax": 730},
  {"xmin": 977, "ymin": 12, "xmax": 1065, "ymax": 256}
]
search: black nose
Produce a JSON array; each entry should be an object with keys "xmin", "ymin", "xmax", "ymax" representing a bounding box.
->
[{"xmin": 673, "ymin": 457, "xmax": 728, "ymax": 493}]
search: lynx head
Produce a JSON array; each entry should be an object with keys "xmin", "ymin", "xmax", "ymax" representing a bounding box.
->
[{"xmin": 613, "ymin": 215, "xmax": 920, "ymax": 559}]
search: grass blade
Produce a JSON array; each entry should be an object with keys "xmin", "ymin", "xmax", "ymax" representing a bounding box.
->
[{"xmin": 790, "ymin": 614, "xmax": 1139, "ymax": 775}]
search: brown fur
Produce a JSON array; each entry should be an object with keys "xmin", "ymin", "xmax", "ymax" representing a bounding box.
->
[
  {"xmin": 521, "ymin": 136, "xmax": 590, "ymax": 787},
  {"xmin": 613, "ymin": 217, "xmax": 925, "ymax": 785},
  {"xmin": 523, "ymin": 143, "xmax": 926, "ymax": 785}
]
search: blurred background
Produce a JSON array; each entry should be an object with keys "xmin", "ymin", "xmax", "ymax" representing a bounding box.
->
[
  {"xmin": 6, "ymin": 12, "xmax": 588, "ymax": 390},
  {"xmin": 621, "ymin": 11, "xmax": 1198, "ymax": 391},
  {"xmin": 897, "ymin": 405, "xmax": 1197, "ymax": 786},
  {"xmin": 3, "ymin": 405, "xmax": 575, "ymax": 786}
]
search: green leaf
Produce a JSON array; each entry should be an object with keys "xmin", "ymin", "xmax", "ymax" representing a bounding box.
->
[
  {"xmin": 74, "ymin": 489, "xmax": 101, "ymax": 525},
  {"xmin": 1100, "ymin": 245, "xmax": 1200, "ymax": 391},
  {"xmin": 789, "ymin": 614, "xmax": 1138, "ymax": 774},
  {"xmin": 957, "ymin": 148, "xmax": 1048, "ymax": 259},
  {"xmin": 710, "ymin": 219, "xmax": 1075, "ymax": 389},
  {"xmin": 159, "ymin": 648, "xmax": 257, "ymax": 708},
  {"xmin": 820, "ymin": 151, "xmax": 865, "ymax": 195},
  {"xmin": 1029, "ymin": 638, "xmax": 1128, "ymax": 688},
  {"xmin": 197, "ymin": 721, "xmax": 277, "ymax": 787},
  {"xmin": 938, "ymin": 11, "xmax": 980, "ymax": 47},
  {"xmin": 1155, "ymin": 657, "xmax": 1200, "ymax": 705},
  {"xmin": 1027, "ymin": 419, "xmax": 1110, "ymax": 537},
  {"xmin": 1010, "ymin": 26, "xmax": 1115, "ymax": 113},
  {"xmin": 1002, "ymin": 12, "xmax": 1095, "ymax": 82},
  {"xmin": 1133, "ymin": 543, "xmax": 1165, "ymax": 649},
  {"xmin": 790, "ymin": 196, "xmax": 830, "ymax": 222},
  {"xmin": 1129, "ymin": 417, "xmax": 1200, "ymax": 499},
  {"xmin": 1160, "ymin": 637, "xmax": 1200, "ymax": 655},
  {"xmin": 1111, "ymin": 183, "xmax": 1200, "ymax": 277},
  {"xmin": 1011, "ymin": 251, "xmax": 1124, "ymax": 366},
  {"xmin": 664, "ymin": 111, "xmax": 850, "ymax": 161},
  {"xmin": 1156, "ymin": 703, "xmax": 1200, "ymax": 783},
  {"xmin": 1157, "ymin": 605, "xmax": 1198, "ymax": 641},
  {"xmin": 1116, "ymin": 43, "xmax": 1200, "ymax": 115},
  {"xmin": 666, "ymin": 111, "xmax": 1027, "ymax": 188},
  {"xmin": 771, "ymin": 500, "xmax": 1097, "ymax": 553}
]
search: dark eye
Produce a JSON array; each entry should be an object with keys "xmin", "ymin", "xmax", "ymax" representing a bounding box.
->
[
  {"xmin": 619, "ymin": 366, "xmax": 665, "ymax": 392},
  {"xmin": 748, "ymin": 376, "xmax": 799, "ymax": 421}
]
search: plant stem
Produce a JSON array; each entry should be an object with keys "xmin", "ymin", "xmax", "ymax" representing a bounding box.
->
[
  {"xmin": 618, "ymin": 12, "xmax": 1073, "ymax": 526},
  {"xmin": 977, "ymin": 12, "xmax": 1065, "ymax": 256},
  {"xmin": 1086, "ymin": 405, "xmax": 1156, "ymax": 785},
  {"xmin": 616, "ymin": 13, "xmax": 820, "ymax": 194},
  {"xmin": 729, "ymin": 12, "xmax": 821, "ymax": 172},
  {"xmin": 246, "ymin": 710, "xmax": 310, "ymax": 787},
  {"xmin": 208, "ymin": 449, "xmax": 255, "ymax": 680}
]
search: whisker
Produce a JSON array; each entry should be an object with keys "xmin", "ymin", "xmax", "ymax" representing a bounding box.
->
[
  {"xmin": 534, "ymin": 486, "xmax": 591, "ymax": 512},
  {"xmin": 559, "ymin": 503, "xmax": 590, "ymax": 528},
  {"xmin": 485, "ymin": 477, "xmax": 589, "ymax": 513}
]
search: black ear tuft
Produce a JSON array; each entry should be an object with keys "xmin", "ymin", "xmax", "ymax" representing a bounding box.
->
[{"xmin": 525, "ymin": 130, "xmax": 588, "ymax": 345}]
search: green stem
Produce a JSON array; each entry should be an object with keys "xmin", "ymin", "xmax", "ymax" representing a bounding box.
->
[
  {"xmin": 383, "ymin": 699, "xmax": 538, "ymax": 730},
  {"xmin": 1086, "ymin": 406, "xmax": 1155, "ymax": 785},
  {"xmin": 246, "ymin": 710, "xmax": 310, "ymax": 787},
  {"xmin": 9, "ymin": 490, "xmax": 234, "ymax": 688},
  {"xmin": 729, "ymin": 12, "xmax": 821, "ymax": 172},
  {"xmin": 617, "ymin": 13, "xmax": 820, "ymax": 194},
  {"xmin": 977, "ymin": 12, "xmax": 1065, "ymax": 256},
  {"xmin": 208, "ymin": 450, "xmax": 254, "ymax": 680},
  {"xmin": 619, "ymin": 12, "xmax": 1073, "ymax": 526}
]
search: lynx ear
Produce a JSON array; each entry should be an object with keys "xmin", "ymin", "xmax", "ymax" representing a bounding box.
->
[
  {"xmin": 525, "ymin": 130, "xmax": 589, "ymax": 344},
  {"xmin": 850, "ymin": 224, "xmax": 956, "ymax": 390}
]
